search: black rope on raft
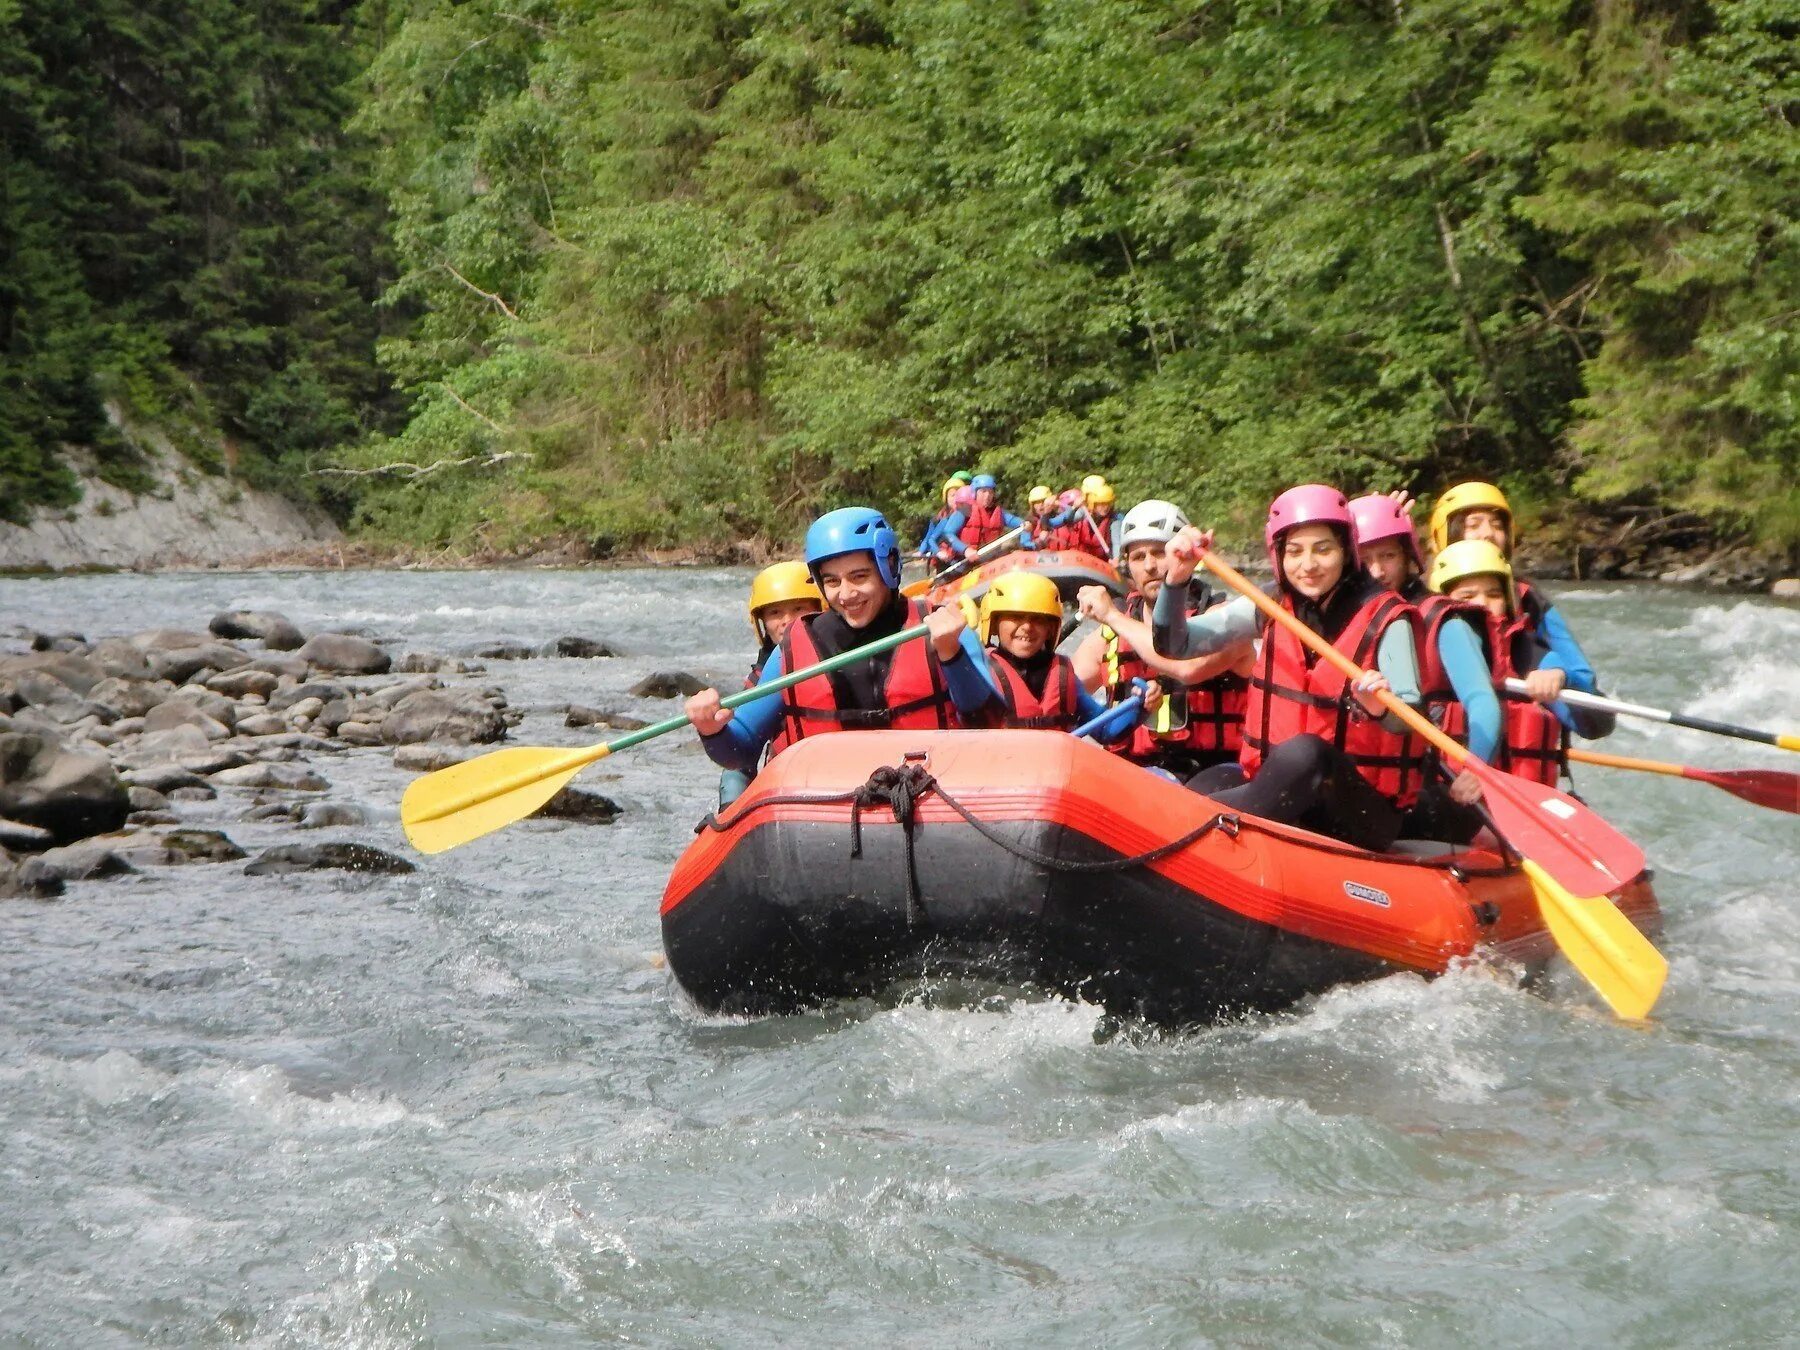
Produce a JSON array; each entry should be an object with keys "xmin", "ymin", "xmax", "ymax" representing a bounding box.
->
[{"xmin": 696, "ymin": 760, "xmax": 1518, "ymax": 878}]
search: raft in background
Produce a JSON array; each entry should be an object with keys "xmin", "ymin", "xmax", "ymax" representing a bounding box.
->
[
  {"xmin": 660, "ymin": 731, "xmax": 1662, "ymax": 1025},
  {"xmin": 929, "ymin": 548, "xmax": 1125, "ymax": 610}
]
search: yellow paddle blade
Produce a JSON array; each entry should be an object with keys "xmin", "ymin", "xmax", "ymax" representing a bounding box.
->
[
  {"xmin": 401, "ymin": 744, "xmax": 611, "ymax": 855},
  {"xmin": 1779, "ymin": 733, "xmax": 1800, "ymax": 753},
  {"xmin": 1520, "ymin": 859, "xmax": 1668, "ymax": 1021}
]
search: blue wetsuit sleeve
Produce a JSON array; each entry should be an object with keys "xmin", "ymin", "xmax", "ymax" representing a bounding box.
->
[
  {"xmin": 1372, "ymin": 622, "xmax": 1423, "ymax": 735},
  {"xmin": 1536, "ymin": 604, "xmax": 1596, "ymax": 691},
  {"xmin": 942, "ymin": 511, "xmax": 972, "ymax": 552},
  {"xmin": 1003, "ymin": 512, "xmax": 1037, "ymax": 547},
  {"xmin": 1152, "ymin": 589, "xmax": 1257, "ymax": 658},
  {"xmin": 1437, "ymin": 617, "xmax": 1500, "ymax": 764},
  {"xmin": 916, "ymin": 520, "xmax": 939, "ymax": 557},
  {"xmin": 700, "ymin": 648, "xmax": 785, "ymax": 771},
  {"xmin": 941, "ymin": 629, "xmax": 1000, "ymax": 715}
]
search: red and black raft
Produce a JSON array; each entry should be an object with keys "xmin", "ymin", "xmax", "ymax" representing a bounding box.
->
[{"xmin": 660, "ymin": 732, "xmax": 1661, "ymax": 1026}]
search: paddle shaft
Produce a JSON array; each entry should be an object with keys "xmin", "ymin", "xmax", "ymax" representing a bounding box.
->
[
  {"xmin": 1501, "ymin": 679, "xmax": 1799, "ymax": 751},
  {"xmin": 905, "ymin": 526, "xmax": 1027, "ymax": 597},
  {"xmin": 407, "ymin": 622, "xmax": 932, "ymax": 825},
  {"xmin": 1565, "ymin": 746, "xmax": 1799, "ymax": 814},
  {"xmin": 1073, "ymin": 693, "xmax": 1143, "ymax": 740}
]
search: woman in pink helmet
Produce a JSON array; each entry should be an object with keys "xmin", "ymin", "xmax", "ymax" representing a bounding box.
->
[{"xmin": 1149, "ymin": 485, "xmax": 1428, "ymax": 850}]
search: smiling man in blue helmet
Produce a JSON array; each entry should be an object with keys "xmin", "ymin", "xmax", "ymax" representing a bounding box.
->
[
  {"xmin": 683, "ymin": 507, "xmax": 996, "ymax": 772},
  {"xmin": 943, "ymin": 473, "xmax": 1033, "ymax": 561}
]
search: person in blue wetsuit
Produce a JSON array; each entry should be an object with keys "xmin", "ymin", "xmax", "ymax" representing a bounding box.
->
[
  {"xmin": 684, "ymin": 507, "xmax": 995, "ymax": 775},
  {"xmin": 943, "ymin": 474, "xmax": 1032, "ymax": 560}
]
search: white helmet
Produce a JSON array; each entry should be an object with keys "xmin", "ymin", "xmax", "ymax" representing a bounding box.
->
[{"xmin": 1119, "ymin": 499, "xmax": 1190, "ymax": 549}]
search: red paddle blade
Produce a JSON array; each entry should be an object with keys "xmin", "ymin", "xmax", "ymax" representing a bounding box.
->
[
  {"xmin": 1696, "ymin": 767, "xmax": 1800, "ymax": 815},
  {"xmin": 1474, "ymin": 762, "xmax": 1648, "ymax": 896}
]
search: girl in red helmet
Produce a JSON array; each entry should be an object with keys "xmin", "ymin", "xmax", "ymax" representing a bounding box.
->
[{"xmin": 1152, "ymin": 486, "xmax": 1427, "ymax": 851}]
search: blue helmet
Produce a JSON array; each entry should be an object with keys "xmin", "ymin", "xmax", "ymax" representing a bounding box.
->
[
  {"xmin": 970, "ymin": 473, "xmax": 998, "ymax": 492},
  {"xmin": 804, "ymin": 507, "xmax": 902, "ymax": 589}
]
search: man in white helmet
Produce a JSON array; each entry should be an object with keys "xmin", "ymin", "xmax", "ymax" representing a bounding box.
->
[{"xmin": 1073, "ymin": 499, "xmax": 1255, "ymax": 778}]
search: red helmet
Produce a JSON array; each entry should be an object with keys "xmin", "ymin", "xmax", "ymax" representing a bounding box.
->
[
  {"xmin": 1265, "ymin": 484, "xmax": 1355, "ymax": 572},
  {"xmin": 1348, "ymin": 493, "xmax": 1423, "ymax": 571}
]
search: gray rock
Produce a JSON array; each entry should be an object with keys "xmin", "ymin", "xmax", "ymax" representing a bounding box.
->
[
  {"xmin": 128, "ymin": 628, "xmax": 214, "ymax": 653},
  {"xmin": 151, "ymin": 829, "xmax": 248, "ymax": 865},
  {"xmin": 284, "ymin": 697, "xmax": 325, "ymax": 724},
  {"xmin": 166, "ymin": 785, "xmax": 218, "ymax": 803},
  {"xmin": 23, "ymin": 841, "xmax": 135, "ymax": 882},
  {"xmin": 298, "ymin": 801, "xmax": 368, "ymax": 829},
  {"xmin": 564, "ymin": 705, "xmax": 650, "ymax": 731},
  {"xmin": 30, "ymin": 631, "xmax": 86, "ymax": 652},
  {"xmin": 87, "ymin": 676, "xmax": 175, "ymax": 720},
  {"xmin": 380, "ymin": 689, "xmax": 505, "ymax": 746},
  {"xmin": 210, "ymin": 763, "xmax": 330, "ymax": 792},
  {"xmin": 142, "ymin": 699, "xmax": 232, "ymax": 740},
  {"xmin": 236, "ymin": 713, "xmax": 288, "ymax": 737},
  {"xmin": 174, "ymin": 747, "xmax": 252, "ymax": 776},
  {"xmin": 392, "ymin": 744, "xmax": 475, "ymax": 773},
  {"xmin": 87, "ymin": 639, "xmax": 156, "ymax": 682},
  {"xmin": 244, "ymin": 842, "xmax": 415, "ymax": 876},
  {"xmin": 0, "ymin": 733, "xmax": 129, "ymax": 844},
  {"xmin": 534, "ymin": 787, "xmax": 622, "ymax": 824},
  {"xmin": 393, "ymin": 651, "xmax": 447, "ymax": 674},
  {"xmin": 269, "ymin": 681, "xmax": 350, "ymax": 713},
  {"xmin": 367, "ymin": 677, "xmax": 438, "ymax": 710},
  {"xmin": 0, "ymin": 859, "xmax": 65, "ymax": 898},
  {"xmin": 120, "ymin": 725, "xmax": 214, "ymax": 765},
  {"xmin": 0, "ymin": 815, "xmax": 54, "ymax": 849},
  {"xmin": 209, "ymin": 610, "xmax": 304, "ymax": 650},
  {"xmin": 11, "ymin": 669, "xmax": 86, "ymax": 719},
  {"xmin": 150, "ymin": 643, "xmax": 250, "ymax": 684},
  {"xmin": 121, "ymin": 764, "xmax": 211, "ymax": 793},
  {"xmin": 1772, "ymin": 578, "xmax": 1800, "ymax": 601},
  {"xmin": 242, "ymin": 802, "xmax": 303, "ymax": 822},
  {"xmin": 335, "ymin": 721, "xmax": 384, "ymax": 747},
  {"xmin": 127, "ymin": 786, "xmax": 170, "ymax": 812},
  {"xmin": 539, "ymin": 635, "xmax": 619, "ymax": 659},
  {"xmin": 473, "ymin": 640, "xmax": 537, "ymax": 660},
  {"xmin": 204, "ymin": 668, "xmax": 280, "ymax": 699},
  {"xmin": 630, "ymin": 671, "xmax": 709, "ymax": 699},
  {"xmin": 127, "ymin": 810, "xmax": 180, "ymax": 827},
  {"xmin": 247, "ymin": 654, "xmax": 310, "ymax": 680},
  {"xmin": 0, "ymin": 651, "xmax": 105, "ymax": 696},
  {"xmin": 295, "ymin": 633, "xmax": 391, "ymax": 676},
  {"xmin": 313, "ymin": 698, "xmax": 353, "ymax": 735}
]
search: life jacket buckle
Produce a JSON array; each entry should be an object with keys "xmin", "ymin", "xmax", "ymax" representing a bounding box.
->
[{"xmin": 1218, "ymin": 812, "xmax": 1240, "ymax": 839}]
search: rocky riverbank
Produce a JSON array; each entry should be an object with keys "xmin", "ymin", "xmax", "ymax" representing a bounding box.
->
[{"xmin": 0, "ymin": 611, "xmax": 666, "ymax": 898}]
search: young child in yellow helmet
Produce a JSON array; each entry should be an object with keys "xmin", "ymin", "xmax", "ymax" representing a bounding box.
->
[
  {"xmin": 969, "ymin": 572, "xmax": 1155, "ymax": 741},
  {"xmin": 717, "ymin": 561, "xmax": 825, "ymax": 807},
  {"xmin": 1427, "ymin": 482, "xmax": 1608, "ymax": 728}
]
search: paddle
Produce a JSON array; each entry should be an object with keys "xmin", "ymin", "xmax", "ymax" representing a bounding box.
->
[
  {"xmin": 402, "ymin": 621, "xmax": 932, "ymax": 855},
  {"xmin": 1502, "ymin": 679, "xmax": 1800, "ymax": 753},
  {"xmin": 1566, "ymin": 747, "xmax": 1799, "ymax": 815},
  {"xmin": 902, "ymin": 526, "xmax": 1027, "ymax": 599},
  {"xmin": 1192, "ymin": 546, "xmax": 1665, "ymax": 1020},
  {"xmin": 1073, "ymin": 683, "xmax": 1146, "ymax": 740}
]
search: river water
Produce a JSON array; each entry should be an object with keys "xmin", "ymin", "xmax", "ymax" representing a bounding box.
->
[{"xmin": 1, "ymin": 569, "xmax": 1795, "ymax": 1346}]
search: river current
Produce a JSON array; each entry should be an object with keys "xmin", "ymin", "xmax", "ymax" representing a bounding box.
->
[{"xmin": 1, "ymin": 568, "xmax": 1796, "ymax": 1347}]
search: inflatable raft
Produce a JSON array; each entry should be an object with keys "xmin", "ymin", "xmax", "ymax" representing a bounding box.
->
[
  {"xmin": 661, "ymin": 731, "xmax": 1661, "ymax": 1025},
  {"xmin": 928, "ymin": 548, "xmax": 1125, "ymax": 609}
]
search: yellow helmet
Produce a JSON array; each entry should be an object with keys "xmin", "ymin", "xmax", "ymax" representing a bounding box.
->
[
  {"xmin": 941, "ymin": 476, "xmax": 964, "ymax": 505},
  {"xmin": 1428, "ymin": 481, "xmax": 1513, "ymax": 555},
  {"xmin": 1080, "ymin": 473, "xmax": 1107, "ymax": 497},
  {"xmin": 1027, "ymin": 485, "xmax": 1054, "ymax": 506},
  {"xmin": 1428, "ymin": 539, "xmax": 1515, "ymax": 613},
  {"xmin": 747, "ymin": 560, "xmax": 824, "ymax": 641},
  {"xmin": 1088, "ymin": 482, "xmax": 1116, "ymax": 507},
  {"xmin": 978, "ymin": 571, "xmax": 1063, "ymax": 644}
]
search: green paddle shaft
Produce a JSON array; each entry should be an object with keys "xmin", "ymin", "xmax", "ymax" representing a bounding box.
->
[
  {"xmin": 1501, "ymin": 679, "xmax": 1800, "ymax": 751},
  {"xmin": 908, "ymin": 526, "xmax": 1027, "ymax": 595},
  {"xmin": 603, "ymin": 622, "xmax": 933, "ymax": 754}
]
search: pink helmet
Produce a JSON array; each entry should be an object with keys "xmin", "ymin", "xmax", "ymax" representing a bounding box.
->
[
  {"xmin": 1348, "ymin": 493, "xmax": 1423, "ymax": 570},
  {"xmin": 1057, "ymin": 489, "xmax": 1083, "ymax": 511},
  {"xmin": 952, "ymin": 486, "xmax": 975, "ymax": 511},
  {"xmin": 1264, "ymin": 484, "xmax": 1356, "ymax": 572}
]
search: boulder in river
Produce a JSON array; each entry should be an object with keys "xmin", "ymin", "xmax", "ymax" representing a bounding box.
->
[
  {"xmin": 139, "ymin": 829, "xmax": 248, "ymax": 865},
  {"xmin": 243, "ymin": 842, "xmax": 415, "ymax": 876},
  {"xmin": 1772, "ymin": 578, "xmax": 1800, "ymax": 600},
  {"xmin": 0, "ymin": 815, "xmax": 54, "ymax": 850},
  {"xmin": 630, "ymin": 671, "xmax": 710, "ymax": 699},
  {"xmin": 0, "ymin": 850, "xmax": 63, "ymax": 899},
  {"xmin": 473, "ymin": 640, "xmax": 537, "ymax": 661},
  {"xmin": 210, "ymin": 763, "xmax": 330, "ymax": 792},
  {"xmin": 22, "ymin": 840, "xmax": 136, "ymax": 882},
  {"xmin": 298, "ymin": 801, "xmax": 368, "ymax": 829},
  {"xmin": 0, "ymin": 732, "xmax": 129, "ymax": 844},
  {"xmin": 87, "ymin": 676, "xmax": 174, "ymax": 720},
  {"xmin": 393, "ymin": 652, "xmax": 446, "ymax": 674},
  {"xmin": 269, "ymin": 681, "xmax": 350, "ymax": 713},
  {"xmin": 534, "ymin": 787, "xmax": 622, "ymax": 824},
  {"xmin": 235, "ymin": 713, "xmax": 289, "ymax": 737},
  {"xmin": 204, "ymin": 668, "xmax": 280, "ymax": 699},
  {"xmin": 335, "ymin": 721, "xmax": 384, "ymax": 747},
  {"xmin": 380, "ymin": 689, "xmax": 505, "ymax": 745},
  {"xmin": 149, "ymin": 642, "xmax": 251, "ymax": 685},
  {"xmin": 87, "ymin": 638, "xmax": 156, "ymax": 682},
  {"xmin": 209, "ymin": 610, "xmax": 305, "ymax": 650},
  {"xmin": 392, "ymin": 744, "xmax": 475, "ymax": 773},
  {"xmin": 565, "ymin": 705, "xmax": 650, "ymax": 731},
  {"xmin": 143, "ymin": 699, "xmax": 232, "ymax": 741},
  {"xmin": 540, "ymin": 636, "xmax": 619, "ymax": 659},
  {"xmin": 294, "ymin": 633, "xmax": 391, "ymax": 676}
]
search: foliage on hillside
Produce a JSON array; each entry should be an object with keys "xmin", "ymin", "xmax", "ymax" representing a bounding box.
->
[{"xmin": 4, "ymin": 0, "xmax": 1795, "ymax": 549}]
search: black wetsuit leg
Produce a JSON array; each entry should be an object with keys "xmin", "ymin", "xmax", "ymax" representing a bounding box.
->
[
  {"xmin": 1399, "ymin": 782, "xmax": 1484, "ymax": 845},
  {"xmin": 1188, "ymin": 734, "xmax": 1403, "ymax": 851}
]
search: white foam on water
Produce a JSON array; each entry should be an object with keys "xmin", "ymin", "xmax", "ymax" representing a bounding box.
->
[
  {"xmin": 56, "ymin": 1049, "xmax": 174, "ymax": 1106},
  {"xmin": 1262, "ymin": 969, "xmax": 1513, "ymax": 1103},
  {"xmin": 442, "ymin": 950, "xmax": 525, "ymax": 999},
  {"xmin": 214, "ymin": 1064, "xmax": 440, "ymax": 1134},
  {"xmin": 1114, "ymin": 1094, "xmax": 1316, "ymax": 1144},
  {"xmin": 856, "ymin": 997, "xmax": 1108, "ymax": 1092},
  {"xmin": 483, "ymin": 1182, "xmax": 639, "ymax": 1288},
  {"xmin": 263, "ymin": 1237, "xmax": 421, "ymax": 1350},
  {"xmin": 1617, "ymin": 1183, "xmax": 1778, "ymax": 1245}
]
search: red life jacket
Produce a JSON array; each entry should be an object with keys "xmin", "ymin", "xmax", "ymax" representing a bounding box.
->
[
  {"xmin": 978, "ymin": 651, "xmax": 1081, "ymax": 730},
  {"xmin": 960, "ymin": 501, "xmax": 1010, "ymax": 550},
  {"xmin": 769, "ymin": 600, "xmax": 956, "ymax": 757},
  {"xmin": 1240, "ymin": 588, "xmax": 1422, "ymax": 808},
  {"xmin": 1103, "ymin": 592, "xmax": 1246, "ymax": 760},
  {"xmin": 1481, "ymin": 606, "xmax": 1565, "ymax": 787},
  {"xmin": 1061, "ymin": 513, "xmax": 1109, "ymax": 559},
  {"xmin": 1413, "ymin": 593, "xmax": 1491, "ymax": 748}
]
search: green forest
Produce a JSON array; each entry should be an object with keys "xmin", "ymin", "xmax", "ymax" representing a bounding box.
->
[{"xmin": 3, "ymin": 0, "xmax": 1795, "ymax": 551}]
